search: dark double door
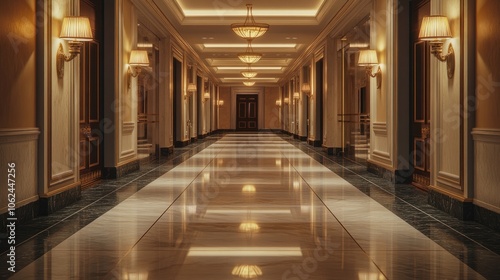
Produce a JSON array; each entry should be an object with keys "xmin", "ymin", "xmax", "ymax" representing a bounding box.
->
[{"xmin": 236, "ymin": 94, "xmax": 258, "ymax": 131}]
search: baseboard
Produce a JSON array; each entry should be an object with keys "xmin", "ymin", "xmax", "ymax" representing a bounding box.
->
[
  {"xmin": 39, "ymin": 184, "xmax": 81, "ymax": 216},
  {"xmin": 323, "ymin": 147, "xmax": 342, "ymax": 156},
  {"xmin": 367, "ymin": 162, "xmax": 411, "ymax": 183},
  {"xmin": 474, "ymin": 204, "xmax": 500, "ymax": 231},
  {"xmin": 308, "ymin": 139, "xmax": 322, "ymax": 147},
  {"xmin": 428, "ymin": 189, "xmax": 474, "ymax": 221},
  {"xmin": 102, "ymin": 159, "xmax": 140, "ymax": 179},
  {"xmin": 160, "ymin": 146, "xmax": 174, "ymax": 156},
  {"xmin": 0, "ymin": 200, "xmax": 40, "ymax": 230},
  {"xmin": 174, "ymin": 140, "xmax": 189, "ymax": 147}
]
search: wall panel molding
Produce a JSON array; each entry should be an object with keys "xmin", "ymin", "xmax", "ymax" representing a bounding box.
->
[{"xmin": 472, "ymin": 128, "xmax": 500, "ymax": 213}]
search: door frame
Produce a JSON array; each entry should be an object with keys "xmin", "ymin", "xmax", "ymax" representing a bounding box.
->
[{"xmin": 230, "ymin": 88, "xmax": 264, "ymax": 130}]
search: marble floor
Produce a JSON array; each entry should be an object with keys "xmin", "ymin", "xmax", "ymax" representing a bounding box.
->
[{"xmin": 3, "ymin": 133, "xmax": 500, "ymax": 279}]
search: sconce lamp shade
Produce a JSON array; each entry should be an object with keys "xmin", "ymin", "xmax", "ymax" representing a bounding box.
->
[
  {"xmin": 275, "ymin": 100, "xmax": 282, "ymax": 107},
  {"xmin": 218, "ymin": 100, "xmax": 224, "ymax": 106},
  {"xmin": 418, "ymin": 16, "xmax": 452, "ymax": 41},
  {"xmin": 129, "ymin": 50, "xmax": 149, "ymax": 66},
  {"xmin": 187, "ymin": 83, "xmax": 197, "ymax": 92},
  {"xmin": 358, "ymin": 50, "xmax": 379, "ymax": 66},
  {"xmin": 60, "ymin": 17, "xmax": 93, "ymax": 41},
  {"xmin": 284, "ymin": 97, "xmax": 290, "ymax": 104},
  {"xmin": 301, "ymin": 83, "xmax": 311, "ymax": 93},
  {"xmin": 293, "ymin": 92, "xmax": 300, "ymax": 99},
  {"xmin": 203, "ymin": 92, "xmax": 210, "ymax": 99}
]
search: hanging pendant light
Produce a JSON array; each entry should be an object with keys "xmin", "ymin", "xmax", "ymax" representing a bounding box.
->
[
  {"xmin": 238, "ymin": 40, "xmax": 262, "ymax": 64},
  {"xmin": 241, "ymin": 64, "xmax": 257, "ymax": 78},
  {"xmin": 243, "ymin": 79, "xmax": 255, "ymax": 86},
  {"xmin": 231, "ymin": 4, "xmax": 269, "ymax": 40}
]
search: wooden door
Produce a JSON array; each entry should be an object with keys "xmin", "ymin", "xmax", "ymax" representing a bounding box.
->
[
  {"xmin": 236, "ymin": 94, "xmax": 258, "ymax": 131},
  {"xmin": 173, "ymin": 58, "xmax": 182, "ymax": 146},
  {"xmin": 79, "ymin": 0, "xmax": 102, "ymax": 187},
  {"xmin": 411, "ymin": 0, "xmax": 431, "ymax": 188}
]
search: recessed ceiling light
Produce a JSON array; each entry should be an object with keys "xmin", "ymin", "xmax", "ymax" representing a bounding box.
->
[
  {"xmin": 216, "ymin": 67, "xmax": 283, "ymax": 70},
  {"xmin": 285, "ymin": 36, "xmax": 298, "ymax": 40},
  {"xmin": 203, "ymin": 43, "xmax": 296, "ymax": 48},
  {"xmin": 223, "ymin": 77, "xmax": 277, "ymax": 80}
]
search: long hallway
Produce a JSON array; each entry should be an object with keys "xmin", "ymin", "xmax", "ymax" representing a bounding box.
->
[{"xmin": 5, "ymin": 133, "xmax": 500, "ymax": 279}]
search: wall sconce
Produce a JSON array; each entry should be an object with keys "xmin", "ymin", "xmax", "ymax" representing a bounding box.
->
[
  {"xmin": 302, "ymin": 65, "xmax": 312, "ymax": 96},
  {"xmin": 128, "ymin": 50, "xmax": 149, "ymax": 88},
  {"xmin": 358, "ymin": 49, "xmax": 382, "ymax": 89},
  {"xmin": 301, "ymin": 83, "xmax": 311, "ymax": 96},
  {"xmin": 275, "ymin": 100, "xmax": 282, "ymax": 107},
  {"xmin": 419, "ymin": 15, "xmax": 454, "ymax": 79},
  {"xmin": 186, "ymin": 63, "xmax": 197, "ymax": 99},
  {"xmin": 203, "ymin": 92, "xmax": 210, "ymax": 102},
  {"xmin": 57, "ymin": 16, "xmax": 93, "ymax": 78},
  {"xmin": 284, "ymin": 97, "xmax": 290, "ymax": 104},
  {"xmin": 187, "ymin": 84, "xmax": 197, "ymax": 93},
  {"xmin": 293, "ymin": 91, "xmax": 300, "ymax": 100},
  {"xmin": 129, "ymin": 50, "xmax": 149, "ymax": 77},
  {"xmin": 217, "ymin": 100, "xmax": 224, "ymax": 106}
]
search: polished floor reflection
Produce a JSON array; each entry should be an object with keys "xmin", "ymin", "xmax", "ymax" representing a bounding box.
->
[{"xmin": 8, "ymin": 134, "xmax": 496, "ymax": 279}]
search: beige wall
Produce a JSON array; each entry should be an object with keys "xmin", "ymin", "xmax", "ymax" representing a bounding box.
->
[
  {"xmin": 476, "ymin": 0, "xmax": 500, "ymax": 129},
  {"xmin": 264, "ymin": 87, "xmax": 280, "ymax": 129},
  {"xmin": 473, "ymin": 0, "xmax": 500, "ymax": 214},
  {"xmin": 0, "ymin": 0, "xmax": 36, "ymax": 129}
]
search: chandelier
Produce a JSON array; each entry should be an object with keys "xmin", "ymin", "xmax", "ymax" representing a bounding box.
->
[
  {"xmin": 243, "ymin": 80, "xmax": 255, "ymax": 86},
  {"xmin": 241, "ymin": 65, "xmax": 257, "ymax": 78},
  {"xmin": 232, "ymin": 265, "xmax": 263, "ymax": 279},
  {"xmin": 238, "ymin": 41, "xmax": 262, "ymax": 64},
  {"xmin": 231, "ymin": 4, "xmax": 269, "ymax": 40}
]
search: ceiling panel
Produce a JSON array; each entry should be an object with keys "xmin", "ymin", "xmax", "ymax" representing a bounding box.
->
[{"xmin": 149, "ymin": 0, "xmax": 343, "ymax": 87}]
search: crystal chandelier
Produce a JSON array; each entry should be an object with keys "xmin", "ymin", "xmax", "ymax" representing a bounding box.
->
[
  {"xmin": 243, "ymin": 80, "xmax": 255, "ymax": 86},
  {"xmin": 231, "ymin": 4, "xmax": 269, "ymax": 40},
  {"xmin": 238, "ymin": 41, "xmax": 262, "ymax": 64},
  {"xmin": 232, "ymin": 265, "xmax": 263, "ymax": 279},
  {"xmin": 241, "ymin": 65, "xmax": 257, "ymax": 78}
]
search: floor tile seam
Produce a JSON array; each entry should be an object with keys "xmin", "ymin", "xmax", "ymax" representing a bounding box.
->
[
  {"xmin": 107, "ymin": 138, "xmax": 230, "ymax": 271},
  {"xmin": 277, "ymin": 137, "xmax": 390, "ymax": 280},
  {"xmin": 0, "ymin": 139, "xmax": 218, "ymax": 257},
  {"xmin": 280, "ymin": 135, "xmax": 499, "ymax": 256}
]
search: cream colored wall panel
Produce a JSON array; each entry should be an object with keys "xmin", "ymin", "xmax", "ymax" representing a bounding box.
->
[
  {"xmin": 117, "ymin": 0, "xmax": 138, "ymax": 161},
  {"xmin": 0, "ymin": 129, "xmax": 39, "ymax": 213},
  {"xmin": 472, "ymin": 129, "xmax": 500, "ymax": 213},
  {"xmin": 431, "ymin": 0, "xmax": 462, "ymax": 191},
  {"xmin": 120, "ymin": 122, "xmax": 136, "ymax": 158}
]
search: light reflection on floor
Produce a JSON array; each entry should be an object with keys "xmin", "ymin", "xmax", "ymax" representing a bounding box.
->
[{"xmin": 10, "ymin": 134, "xmax": 487, "ymax": 279}]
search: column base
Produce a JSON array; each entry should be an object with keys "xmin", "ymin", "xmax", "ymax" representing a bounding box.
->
[
  {"xmin": 428, "ymin": 189, "xmax": 474, "ymax": 221},
  {"xmin": 102, "ymin": 159, "xmax": 140, "ymax": 179},
  {"xmin": 367, "ymin": 161, "xmax": 412, "ymax": 183}
]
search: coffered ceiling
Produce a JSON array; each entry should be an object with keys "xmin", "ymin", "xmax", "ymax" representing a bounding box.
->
[{"xmin": 137, "ymin": 0, "xmax": 353, "ymax": 87}]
